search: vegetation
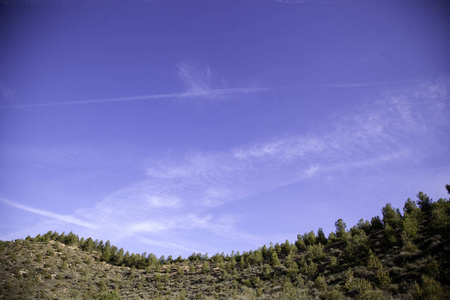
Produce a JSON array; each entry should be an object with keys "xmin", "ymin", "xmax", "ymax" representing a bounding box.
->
[{"xmin": 1, "ymin": 185, "xmax": 449, "ymax": 299}]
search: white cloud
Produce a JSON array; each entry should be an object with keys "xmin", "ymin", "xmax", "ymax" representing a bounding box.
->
[
  {"xmin": 146, "ymin": 195, "xmax": 181, "ymax": 208},
  {"xmin": 177, "ymin": 63, "xmax": 212, "ymax": 93},
  {"xmin": 78, "ymin": 79, "xmax": 449, "ymax": 247},
  {"xmin": 0, "ymin": 198, "xmax": 98, "ymax": 230},
  {"xmin": 129, "ymin": 221, "xmax": 175, "ymax": 233},
  {"xmin": 3, "ymin": 78, "xmax": 448, "ymax": 255}
]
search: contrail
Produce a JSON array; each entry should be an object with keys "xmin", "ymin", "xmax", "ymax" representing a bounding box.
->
[
  {"xmin": 0, "ymin": 198, "xmax": 99, "ymax": 230},
  {"xmin": 0, "ymin": 81, "xmax": 406, "ymax": 109},
  {"xmin": 0, "ymin": 87, "xmax": 273, "ymax": 109}
]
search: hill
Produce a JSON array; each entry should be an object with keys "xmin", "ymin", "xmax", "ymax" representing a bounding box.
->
[{"xmin": 1, "ymin": 185, "xmax": 449, "ymax": 299}]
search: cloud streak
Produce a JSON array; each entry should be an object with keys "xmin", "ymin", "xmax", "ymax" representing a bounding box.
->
[
  {"xmin": 2, "ymin": 78, "xmax": 448, "ymax": 255},
  {"xmin": 0, "ymin": 79, "xmax": 407, "ymax": 109},
  {"xmin": 0, "ymin": 198, "xmax": 98, "ymax": 230},
  {"xmin": 63, "ymin": 79, "xmax": 448, "ymax": 252}
]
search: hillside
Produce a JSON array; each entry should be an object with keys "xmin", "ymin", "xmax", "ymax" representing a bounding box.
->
[{"xmin": 1, "ymin": 185, "xmax": 449, "ymax": 299}]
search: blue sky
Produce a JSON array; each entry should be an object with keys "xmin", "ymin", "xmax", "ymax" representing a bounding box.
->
[{"xmin": 0, "ymin": 0, "xmax": 449, "ymax": 257}]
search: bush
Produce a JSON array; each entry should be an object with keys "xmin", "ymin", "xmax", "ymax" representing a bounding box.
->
[
  {"xmin": 99, "ymin": 291, "xmax": 122, "ymax": 300},
  {"xmin": 413, "ymin": 275, "xmax": 446, "ymax": 300},
  {"xmin": 307, "ymin": 243, "xmax": 325, "ymax": 261},
  {"xmin": 315, "ymin": 275, "xmax": 327, "ymax": 291},
  {"xmin": 320, "ymin": 288, "xmax": 344, "ymax": 300}
]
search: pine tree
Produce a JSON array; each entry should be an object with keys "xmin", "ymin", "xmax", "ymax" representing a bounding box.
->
[
  {"xmin": 382, "ymin": 203, "xmax": 401, "ymax": 228},
  {"xmin": 335, "ymin": 218, "xmax": 347, "ymax": 238}
]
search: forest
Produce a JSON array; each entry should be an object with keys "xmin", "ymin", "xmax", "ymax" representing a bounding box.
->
[{"xmin": 0, "ymin": 185, "xmax": 449, "ymax": 299}]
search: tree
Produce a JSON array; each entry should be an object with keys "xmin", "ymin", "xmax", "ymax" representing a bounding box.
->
[
  {"xmin": 261, "ymin": 245, "xmax": 268, "ymax": 258},
  {"xmin": 327, "ymin": 232, "xmax": 337, "ymax": 244},
  {"xmin": 270, "ymin": 251, "xmax": 280, "ymax": 267},
  {"xmin": 202, "ymin": 261, "xmax": 210, "ymax": 274},
  {"xmin": 65, "ymin": 231, "xmax": 79, "ymax": 246},
  {"xmin": 100, "ymin": 241, "xmax": 112, "ymax": 262},
  {"xmin": 357, "ymin": 219, "xmax": 371, "ymax": 233},
  {"xmin": 335, "ymin": 219, "xmax": 347, "ymax": 238},
  {"xmin": 371, "ymin": 216, "xmax": 384, "ymax": 231},
  {"xmin": 382, "ymin": 203, "xmax": 401, "ymax": 228},
  {"xmin": 303, "ymin": 231, "xmax": 316, "ymax": 246},
  {"xmin": 317, "ymin": 228, "xmax": 327, "ymax": 245},
  {"xmin": 295, "ymin": 234, "xmax": 306, "ymax": 250},
  {"xmin": 114, "ymin": 248, "xmax": 124, "ymax": 266},
  {"xmin": 383, "ymin": 224, "xmax": 397, "ymax": 248},
  {"xmin": 82, "ymin": 237, "xmax": 95, "ymax": 252},
  {"xmin": 417, "ymin": 191, "xmax": 432, "ymax": 216},
  {"xmin": 403, "ymin": 198, "xmax": 419, "ymax": 215},
  {"xmin": 430, "ymin": 197, "xmax": 450, "ymax": 234}
]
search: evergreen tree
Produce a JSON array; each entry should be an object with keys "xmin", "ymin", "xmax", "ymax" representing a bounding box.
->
[
  {"xmin": 403, "ymin": 198, "xmax": 419, "ymax": 215},
  {"xmin": 382, "ymin": 203, "xmax": 401, "ymax": 228},
  {"xmin": 317, "ymin": 228, "xmax": 327, "ymax": 245},
  {"xmin": 202, "ymin": 261, "xmax": 210, "ymax": 274},
  {"xmin": 335, "ymin": 218, "xmax": 347, "ymax": 238},
  {"xmin": 295, "ymin": 234, "xmax": 306, "ymax": 250},
  {"xmin": 100, "ymin": 241, "xmax": 112, "ymax": 262},
  {"xmin": 303, "ymin": 231, "xmax": 316, "ymax": 246},
  {"xmin": 270, "ymin": 251, "xmax": 280, "ymax": 267},
  {"xmin": 383, "ymin": 224, "xmax": 397, "ymax": 248},
  {"xmin": 417, "ymin": 191, "xmax": 432, "ymax": 216},
  {"xmin": 82, "ymin": 237, "xmax": 95, "ymax": 252},
  {"xmin": 370, "ymin": 216, "xmax": 384, "ymax": 231}
]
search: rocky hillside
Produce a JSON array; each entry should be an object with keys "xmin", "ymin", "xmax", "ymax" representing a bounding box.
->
[{"xmin": 1, "ymin": 186, "xmax": 449, "ymax": 299}]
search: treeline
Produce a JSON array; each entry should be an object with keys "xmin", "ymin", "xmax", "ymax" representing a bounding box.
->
[
  {"xmin": 27, "ymin": 185, "xmax": 450, "ymax": 271},
  {"xmin": 19, "ymin": 185, "xmax": 450, "ymax": 299}
]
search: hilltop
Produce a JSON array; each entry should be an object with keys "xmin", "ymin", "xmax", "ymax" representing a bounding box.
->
[{"xmin": 1, "ymin": 185, "xmax": 449, "ymax": 299}]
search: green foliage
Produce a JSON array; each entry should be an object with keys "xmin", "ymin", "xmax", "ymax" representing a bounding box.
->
[
  {"xmin": 304, "ymin": 261, "xmax": 318, "ymax": 279},
  {"xmin": 295, "ymin": 234, "xmax": 306, "ymax": 250},
  {"xmin": 270, "ymin": 251, "xmax": 280, "ymax": 267},
  {"xmin": 317, "ymin": 227, "xmax": 328, "ymax": 245},
  {"xmin": 335, "ymin": 219, "xmax": 347, "ymax": 239},
  {"xmin": 413, "ymin": 275, "xmax": 446, "ymax": 300},
  {"xmin": 327, "ymin": 232, "xmax": 337, "ymax": 244},
  {"xmin": 303, "ymin": 230, "xmax": 317, "ymax": 246},
  {"xmin": 376, "ymin": 269, "xmax": 391, "ymax": 289},
  {"xmin": 403, "ymin": 198, "xmax": 419, "ymax": 215},
  {"xmin": 320, "ymin": 288, "xmax": 344, "ymax": 300},
  {"xmin": 329, "ymin": 256, "xmax": 339, "ymax": 272},
  {"xmin": 315, "ymin": 274, "xmax": 327, "ymax": 291},
  {"xmin": 383, "ymin": 224, "xmax": 397, "ymax": 248},
  {"xmin": 382, "ymin": 203, "xmax": 402, "ymax": 228},
  {"xmin": 262, "ymin": 264, "xmax": 272, "ymax": 280},
  {"xmin": 430, "ymin": 198, "xmax": 450, "ymax": 233},
  {"xmin": 201, "ymin": 261, "xmax": 210, "ymax": 274},
  {"xmin": 357, "ymin": 218, "xmax": 371, "ymax": 234},
  {"xmin": 367, "ymin": 251, "xmax": 383, "ymax": 271},
  {"xmin": 1, "ymin": 184, "xmax": 449, "ymax": 300},
  {"xmin": 307, "ymin": 243, "xmax": 325, "ymax": 261},
  {"xmin": 344, "ymin": 268, "xmax": 376, "ymax": 297},
  {"xmin": 370, "ymin": 216, "xmax": 384, "ymax": 231},
  {"xmin": 402, "ymin": 213, "xmax": 419, "ymax": 240}
]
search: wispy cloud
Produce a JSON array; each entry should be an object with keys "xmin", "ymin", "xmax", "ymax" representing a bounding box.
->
[
  {"xmin": 0, "ymin": 198, "xmax": 98, "ymax": 230},
  {"xmin": 63, "ymin": 79, "xmax": 447, "ymax": 251},
  {"xmin": 0, "ymin": 69, "xmax": 407, "ymax": 110},
  {"xmin": 2, "ymin": 78, "xmax": 448, "ymax": 255},
  {"xmin": 0, "ymin": 88, "xmax": 271, "ymax": 109},
  {"xmin": 177, "ymin": 63, "xmax": 212, "ymax": 93}
]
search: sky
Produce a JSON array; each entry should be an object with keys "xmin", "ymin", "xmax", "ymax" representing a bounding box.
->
[{"xmin": 0, "ymin": 0, "xmax": 449, "ymax": 258}]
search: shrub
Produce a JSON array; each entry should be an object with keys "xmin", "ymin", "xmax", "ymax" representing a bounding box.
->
[
  {"xmin": 314, "ymin": 275, "xmax": 327, "ymax": 291},
  {"xmin": 413, "ymin": 275, "xmax": 447, "ymax": 300},
  {"xmin": 99, "ymin": 291, "xmax": 122, "ymax": 300},
  {"xmin": 320, "ymin": 288, "xmax": 344, "ymax": 300},
  {"xmin": 307, "ymin": 243, "xmax": 325, "ymax": 261}
]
